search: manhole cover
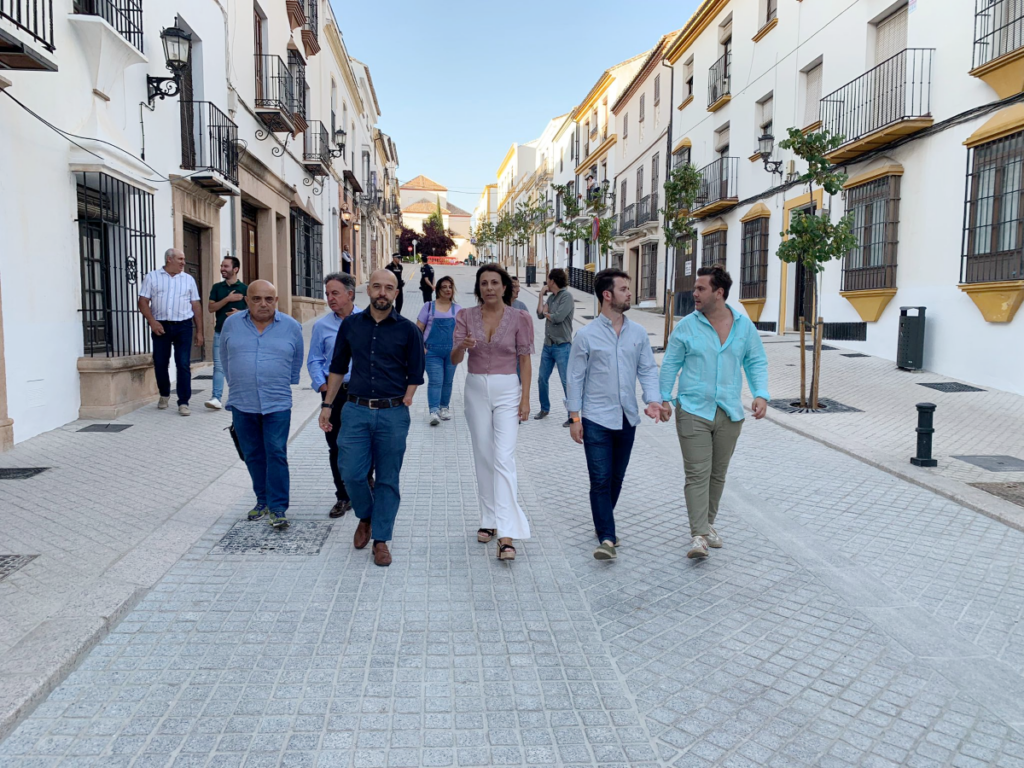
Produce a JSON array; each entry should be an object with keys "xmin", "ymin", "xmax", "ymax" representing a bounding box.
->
[
  {"xmin": 953, "ymin": 455, "xmax": 1024, "ymax": 472},
  {"xmin": 971, "ymin": 482, "xmax": 1024, "ymax": 507},
  {"xmin": 919, "ymin": 382, "xmax": 985, "ymax": 393},
  {"xmin": 0, "ymin": 468, "xmax": 49, "ymax": 480},
  {"xmin": 172, "ymin": 388, "xmax": 203, "ymax": 394},
  {"xmin": 211, "ymin": 521, "xmax": 333, "ymax": 555},
  {"xmin": 767, "ymin": 398, "xmax": 863, "ymax": 415},
  {"xmin": 795, "ymin": 345, "xmax": 837, "ymax": 351},
  {"xmin": 0, "ymin": 555, "xmax": 38, "ymax": 582},
  {"xmin": 842, "ymin": 353, "xmax": 869, "ymax": 358},
  {"xmin": 77, "ymin": 424, "xmax": 132, "ymax": 433},
  {"xmin": 194, "ymin": 375, "xmax": 214, "ymax": 380},
  {"xmin": 581, "ymin": 315, "xmax": 595, "ymax": 320}
]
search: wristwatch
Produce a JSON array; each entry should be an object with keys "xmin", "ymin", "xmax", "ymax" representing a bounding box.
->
[
  {"xmin": 568, "ymin": 415, "xmax": 580, "ymax": 424},
  {"xmin": 321, "ymin": 402, "xmax": 333, "ymax": 409}
]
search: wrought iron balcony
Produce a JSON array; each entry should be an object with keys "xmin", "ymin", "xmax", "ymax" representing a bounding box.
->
[
  {"xmin": 180, "ymin": 101, "xmax": 239, "ymax": 194},
  {"xmin": 619, "ymin": 204, "xmax": 636, "ymax": 234},
  {"xmin": 288, "ymin": 50, "xmax": 308, "ymax": 135},
  {"xmin": 303, "ymin": 121, "xmax": 330, "ymax": 177},
  {"xmin": 693, "ymin": 157, "xmax": 739, "ymax": 217},
  {"xmin": 820, "ymin": 48, "xmax": 934, "ymax": 163},
  {"xmin": 302, "ymin": 0, "xmax": 319, "ymax": 56},
  {"xmin": 707, "ymin": 51, "xmax": 731, "ymax": 110},
  {"xmin": 0, "ymin": 0, "xmax": 56, "ymax": 70},
  {"xmin": 254, "ymin": 54, "xmax": 295, "ymax": 134},
  {"xmin": 73, "ymin": 0, "xmax": 142, "ymax": 52},
  {"xmin": 974, "ymin": 0, "xmax": 1024, "ymax": 70},
  {"xmin": 635, "ymin": 195, "xmax": 652, "ymax": 227}
]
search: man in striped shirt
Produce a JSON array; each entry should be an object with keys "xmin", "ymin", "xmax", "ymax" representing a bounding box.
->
[{"xmin": 138, "ymin": 249, "xmax": 204, "ymax": 416}]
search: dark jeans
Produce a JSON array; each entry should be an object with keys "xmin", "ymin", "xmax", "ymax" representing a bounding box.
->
[
  {"xmin": 232, "ymin": 409, "xmax": 291, "ymax": 513},
  {"xmin": 538, "ymin": 342, "xmax": 571, "ymax": 413},
  {"xmin": 395, "ymin": 290, "xmax": 404, "ymax": 315},
  {"xmin": 323, "ymin": 388, "xmax": 348, "ymax": 502},
  {"xmin": 152, "ymin": 319, "xmax": 193, "ymax": 405},
  {"xmin": 582, "ymin": 415, "xmax": 637, "ymax": 543},
  {"xmin": 340, "ymin": 402, "xmax": 410, "ymax": 542},
  {"xmin": 421, "ymin": 288, "xmax": 433, "ymax": 303}
]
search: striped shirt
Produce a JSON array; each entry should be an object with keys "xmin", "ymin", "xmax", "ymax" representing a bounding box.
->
[{"xmin": 139, "ymin": 268, "xmax": 200, "ymax": 322}]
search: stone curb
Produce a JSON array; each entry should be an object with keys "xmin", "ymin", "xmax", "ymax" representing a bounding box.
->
[{"xmin": 0, "ymin": 391, "xmax": 324, "ymax": 743}]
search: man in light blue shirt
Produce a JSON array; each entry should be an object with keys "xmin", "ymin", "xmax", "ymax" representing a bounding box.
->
[
  {"xmin": 659, "ymin": 265, "xmax": 769, "ymax": 560},
  {"xmin": 566, "ymin": 269, "xmax": 662, "ymax": 561},
  {"xmin": 221, "ymin": 280, "xmax": 304, "ymax": 529},
  {"xmin": 307, "ymin": 272, "xmax": 362, "ymax": 518}
]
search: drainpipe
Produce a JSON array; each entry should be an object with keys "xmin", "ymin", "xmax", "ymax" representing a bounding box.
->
[{"xmin": 661, "ymin": 56, "xmax": 675, "ymax": 321}]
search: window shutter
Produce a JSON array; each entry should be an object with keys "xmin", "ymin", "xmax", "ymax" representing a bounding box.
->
[
  {"xmin": 875, "ymin": 7, "xmax": 908, "ymax": 65},
  {"xmin": 761, "ymin": 96, "xmax": 773, "ymax": 128},
  {"xmin": 717, "ymin": 126, "xmax": 730, "ymax": 151},
  {"xmin": 804, "ymin": 65, "xmax": 822, "ymax": 126}
]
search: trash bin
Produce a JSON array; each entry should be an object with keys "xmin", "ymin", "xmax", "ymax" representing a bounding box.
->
[
  {"xmin": 525, "ymin": 265, "xmax": 537, "ymax": 287},
  {"xmin": 897, "ymin": 306, "xmax": 926, "ymax": 370}
]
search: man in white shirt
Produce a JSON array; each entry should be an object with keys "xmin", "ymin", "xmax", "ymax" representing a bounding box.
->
[{"xmin": 138, "ymin": 248, "xmax": 203, "ymax": 416}]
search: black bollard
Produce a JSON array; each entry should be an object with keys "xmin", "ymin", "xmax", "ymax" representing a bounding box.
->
[{"xmin": 910, "ymin": 403, "xmax": 938, "ymax": 467}]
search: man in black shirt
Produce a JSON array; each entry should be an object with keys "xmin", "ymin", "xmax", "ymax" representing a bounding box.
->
[
  {"xmin": 419, "ymin": 255, "xmax": 435, "ymax": 303},
  {"xmin": 319, "ymin": 269, "xmax": 425, "ymax": 566},
  {"xmin": 384, "ymin": 253, "xmax": 405, "ymax": 315}
]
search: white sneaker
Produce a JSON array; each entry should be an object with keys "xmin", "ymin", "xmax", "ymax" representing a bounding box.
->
[
  {"xmin": 429, "ymin": 412, "xmax": 441, "ymax": 426},
  {"xmin": 178, "ymin": 405, "xmax": 191, "ymax": 416},
  {"xmin": 205, "ymin": 398, "xmax": 222, "ymax": 410},
  {"xmin": 438, "ymin": 407, "xmax": 452, "ymax": 421},
  {"xmin": 687, "ymin": 535, "xmax": 709, "ymax": 559},
  {"xmin": 705, "ymin": 527, "xmax": 722, "ymax": 548},
  {"xmin": 157, "ymin": 396, "xmax": 170, "ymax": 410}
]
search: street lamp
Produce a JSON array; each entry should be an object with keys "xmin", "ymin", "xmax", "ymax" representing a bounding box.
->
[
  {"xmin": 758, "ymin": 132, "xmax": 783, "ymax": 178},
  {"xmin": 342, "ymin": 210, "xmax": 352, "ymax": 223},
  {"xmin": 147, "ymin": 26, "xmax": 193, "ymax": 105},
  {"xmin": 329, "ymin": 128, "xmax": 347, "ymax": 159}
]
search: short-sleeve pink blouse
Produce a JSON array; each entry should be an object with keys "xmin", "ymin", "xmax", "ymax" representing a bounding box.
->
[{"xmin": 453, "ymin": 305, "xmax": 535, "ymax": 375}]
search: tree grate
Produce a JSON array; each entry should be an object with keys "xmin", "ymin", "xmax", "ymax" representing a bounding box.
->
[
  {"xmin": 918, "ymin": 382, "xmax": 985, "ymax": 393},
  {"xmin": 650, "ymin": 346, "xmax": 665, "ymax": 354},
  {"xmin": 0, "ymin": 555, "xmax": 38, "ymax": 581},
  {"xmin": 172, "ymin": 388, "xmax": 204, "ymax": 394},
  {"xmin": 77, "ymin": 424, "xmax": 132, "ymax": 433},
  {"xmin": 842, "ymin": 353, "xmax": 870, "ymax": 358},
  {"xmin": 0, "ymin": 467, "xmax": 49, "ymax": 480},
  {"xmin": 971, "ymin": 482, "xmax": 1024, "ymax": 507},
  {"xmin": 211, "ymin": 520, "xmax": 333, "ymax": 555},
  {"xmin": 954, "ymin": 455, "xmax": 1024, "ymax": 472},
  {"xmin": 767, "ymin": 397, "xmax": 863, "ymax": 415},
  {"xmin": 194, "ymin": 375, "xmax": 214, "ymax": 380},
  {"xmin": 795, "ymin": 345, "xmax": 837, "ymax": 351}
]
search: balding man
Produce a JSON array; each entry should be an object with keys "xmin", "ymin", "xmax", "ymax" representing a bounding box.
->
[
  {"xmin": 320, "ymin": 269, "xmax": 425, "ymax": 566},
  {"xmin": 221, "ymin": 280, "xmax": 304, "ymax": 529},
  {"xmin": 138, "ymin": 248, "xmax": 204, "ymax": 415}
]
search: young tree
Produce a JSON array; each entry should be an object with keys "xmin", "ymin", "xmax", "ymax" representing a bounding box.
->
[
  {"xmin": 777, "ymin": 127, "xmax": 857, "ymax": 409},
  {"xmin": 660, "ymin": 161, "xmax": 702, "ymax": 251}
]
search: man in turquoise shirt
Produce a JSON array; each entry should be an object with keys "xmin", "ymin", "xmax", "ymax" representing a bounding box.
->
[{"xmin": 659, "ymin": 265, "xmax": 769, "ymax": 560}]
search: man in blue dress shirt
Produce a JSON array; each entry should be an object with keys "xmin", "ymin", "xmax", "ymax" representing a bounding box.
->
[
  {"xmin": 307, "ymin": 273, "xmax": 361, "ymax": 518},
  {"xmin": 566, "ymin": 269, "xmax": 662, "ymax": 561},
  {"xmin": 659, "ymin": 265, "xmax": 770, "ymax": 560},
  {"xmin": 221, "ymin": 280, "xmax": 305, "ymax": 530}
]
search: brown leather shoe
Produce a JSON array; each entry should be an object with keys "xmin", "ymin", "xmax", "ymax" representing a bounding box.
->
[
  {"xmin": 353, "ymin": 518, "xmax": 372, "ymax": 549},
  {"xmin": 373, "ymin": 541, "xmax": 392, "ymax": 567}
]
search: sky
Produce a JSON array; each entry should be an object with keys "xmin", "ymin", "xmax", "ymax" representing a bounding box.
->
[{"xmin": 330, "ymin": 0, "xmax": 701, "ymax": 211}]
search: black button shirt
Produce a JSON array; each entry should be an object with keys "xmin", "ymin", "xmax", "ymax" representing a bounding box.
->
[
  {"xmin": 384, "ymin": 261, "xmax": 405, "ymax": 290},
  {"xmin": 330, "ymin": 309, "xmax": 425, "ymax": 400}
]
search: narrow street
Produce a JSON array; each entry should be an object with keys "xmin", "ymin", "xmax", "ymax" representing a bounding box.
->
[{"xmin": 2, "ymin": 268, "xmax": 1024, "ymax": 767}]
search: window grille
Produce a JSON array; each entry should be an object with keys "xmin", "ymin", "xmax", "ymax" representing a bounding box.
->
[
  {"xmin": 741, "ymin": 217, "xmax": 770, "ymax": 299},
  {"xmin": 962, "ymin": 130, "xmax": 1024, "ymax": 283},
  {"xmin": 702, "ymin": 228, "xmax": 727, "ymax": 268},
  {"xmin": 291, "ymin": 208, "xmax": 323, "ymax": 298},
  {"xmin": 843, "ymin": 176, "xmax": 900, "ymax": 291}
]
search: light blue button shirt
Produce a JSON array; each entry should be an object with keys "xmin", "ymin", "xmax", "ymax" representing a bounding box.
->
[
  {"xmin": 221, "ymin": 310, "xmax": 304, "ymax": 415},
  {"xmin": 307, "ymin": 306, "xmax": 362, "ymax": 390},
  {"xmin": 659, "ymin": 305, "xmax": 770, "ymax": 423},
  {"xmin": 565, "ymin": 314, "xmax": 661, "ymax": 430}
]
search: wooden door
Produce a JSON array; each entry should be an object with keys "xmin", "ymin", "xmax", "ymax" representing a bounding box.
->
[
  {"xmin": 242, "ymin": 203, "xmax": 259, "ymax": 282},
  {"xmin": 179, "ymin": 49, "xmax": 196, "ymax": 169},
  {"xmin": 182, "ymin": 223, "xmax": 205, "ymax": 362},
  {"xmin": 673, "ymin": 234, "xmax": 696, "ymax": 317}
]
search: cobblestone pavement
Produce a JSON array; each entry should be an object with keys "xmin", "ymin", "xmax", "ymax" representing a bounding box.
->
[{"xmin": 5, "ymin": 268, "xmax": 1024, "ymax": 766}]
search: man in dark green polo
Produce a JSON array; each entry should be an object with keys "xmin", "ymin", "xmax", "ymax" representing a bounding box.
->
[{"xmin": 206, "ymin": 255, "xmax": 248, "ymax": 409}]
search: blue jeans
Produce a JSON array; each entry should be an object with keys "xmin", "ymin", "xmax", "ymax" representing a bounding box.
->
[
  {"xmin": 538, "ymin": 342, "xmax": 571, "ymax": 413},
  {"xmin": 152, "ymin": 319, "xmax": 193, "ymax": 405},
  {"xmin": 582, "ymin": 415, "xmax": 636, "ymax": 543},
  {"xmin": 212, "ymin": 330, "xmax": 224, "ymax": 400},
  {"xmin": 232, "ymin": 409, "xmax": 292, "ymax": 513},
  {"xmin": 340, "ymin": 402, "xmax": 410, "ymax": 542},
  {"xmin": 425, "ymin": 348, "xmax": 456, "ymax": 412}
]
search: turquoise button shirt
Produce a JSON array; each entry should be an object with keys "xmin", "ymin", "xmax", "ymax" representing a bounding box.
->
[{"xmin": 658, "ymin": 306, "xmax": 770, "ymax": 423}]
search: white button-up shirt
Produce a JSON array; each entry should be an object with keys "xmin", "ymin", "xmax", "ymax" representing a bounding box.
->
[{"xmin": 139, "ymin": 268, "xmax": 200, "ymax": 322}]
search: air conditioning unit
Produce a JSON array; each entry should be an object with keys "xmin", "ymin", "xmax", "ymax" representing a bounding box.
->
[{"xmin": 710, "ymin": 84, "xmax": 719, "ymax": 103}]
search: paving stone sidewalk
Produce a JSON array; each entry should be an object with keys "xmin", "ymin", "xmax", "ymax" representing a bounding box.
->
[{"xmin": 4, "ymin": 268, "xmax": 1024, "ymax": 766}]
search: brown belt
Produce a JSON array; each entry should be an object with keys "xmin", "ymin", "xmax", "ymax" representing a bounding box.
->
[{"xmin": 346, "ymin": 394, "xmax": 405, "ymax": 410}]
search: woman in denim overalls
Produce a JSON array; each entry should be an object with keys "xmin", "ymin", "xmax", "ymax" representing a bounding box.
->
[{"xmin": 416, "ymin": 276, "xmax": 461, "ymax": 426}]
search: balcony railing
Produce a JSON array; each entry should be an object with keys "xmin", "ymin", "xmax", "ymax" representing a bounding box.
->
[
  {"xmin": 302, "ymin": 0, "xmax": 320, "ymax": 56},
  {"xmin": 636, "ymin": 195, "xmax": 651, "ymax": 226},
  {"xmin": 180, "ymin": 101, "xmax": 239, "ymax": 190},
  {"xmin": 1, "ymin": 0, "xmax": 55, "ymax": 57},
  {"xmin": 974, "ymin": 0, "xmax": 1024, "ymax": 69},
  {"xmin": 820, "ymin": 48, "xmax": 934, "ymax": 161},
  {"xmin": 707, "ymin": 51, "xmax": 731, "ymax": 108},
  {"xmin": 303, "ymin": 120, "xmax": 330, "ymax": 176},
  {"xmin": 73, "ymin": 0, "xmax": 142, "ymax": 52},
  {"xmin": 694, "ymin": 157, "xmax": 739, "ymax": 215},
  {"xmin": 254, "ymin": 54, "xmax": 294, "ymax": 133},
  {"xmin": 620, "ymin": 204, "xmax": 636, "ymax": 234}
]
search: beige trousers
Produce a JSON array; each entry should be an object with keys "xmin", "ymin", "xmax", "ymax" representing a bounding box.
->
[{"xmin": 675, "ymin": 407, "xmax": 744, "ymax": 537}]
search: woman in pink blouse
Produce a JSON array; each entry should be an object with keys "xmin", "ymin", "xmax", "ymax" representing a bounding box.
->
[{"xmin": 452, "ymin": 264, "xmax": 535, "ymax": 561}]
